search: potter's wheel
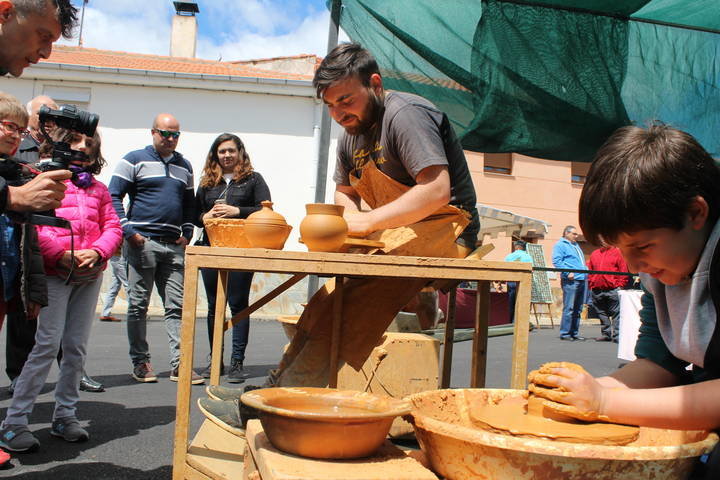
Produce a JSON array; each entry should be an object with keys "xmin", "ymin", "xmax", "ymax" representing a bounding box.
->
[{"xmin": 469, "ymin": 395, "xmax": 639, "ymax": 446}]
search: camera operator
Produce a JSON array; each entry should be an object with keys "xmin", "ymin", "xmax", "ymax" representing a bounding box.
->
[
  {"xmin": 0, "ymin": 0, "xmax": 77, "ymax": 78},
  {"xmin": 0, "ymin": 0, "xmax": 78, "ymax": 216}
]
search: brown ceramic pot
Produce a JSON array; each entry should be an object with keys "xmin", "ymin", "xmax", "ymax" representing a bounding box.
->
[
  {"xmin": 241, "ymin": 387, "xmax": 411, "ymax": 459},
  {"xmin": 299, "ymin": 203, "xmax": 348, "ymax": 252},
  {"xmin": 244, "ymin": 200, "xmax": 292, "ymax": 250}
]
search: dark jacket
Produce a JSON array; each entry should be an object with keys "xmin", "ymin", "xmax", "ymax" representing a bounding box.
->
[
  {"xmin": 0, "ymin": 156, "xmax": 48, "ymax": 312},
  {"xmin": 21, "ymin": 223, "xmax": 48, "ymax": 312},
  {"xmin": 194, "ymin": 171, "xmax": 270, "ymax": 246}
]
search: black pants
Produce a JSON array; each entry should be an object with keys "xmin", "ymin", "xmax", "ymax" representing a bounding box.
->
[
  {"xmin": 5, "ymin": 296, "xmax": 36, "ymax": 381},
  {"xmin": 200, "ymin": 268, "xmax": 254, "ymax": 363},
  {"xmin": 591, "ymin": 288, "xmax": 620, "ymax": 341}
]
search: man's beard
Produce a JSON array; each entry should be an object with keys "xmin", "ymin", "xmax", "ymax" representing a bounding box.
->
[{"xmin": 345, "ymin": 90, "xmax": 383, "ymax": 136}]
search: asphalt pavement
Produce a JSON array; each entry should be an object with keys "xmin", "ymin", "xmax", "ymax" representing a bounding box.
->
[{"xmin": 0, "ymin": 317, "xmax": 621, "ymax": 479}]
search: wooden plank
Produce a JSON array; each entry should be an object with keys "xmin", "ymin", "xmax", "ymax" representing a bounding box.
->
[
  {"xmin": 186, "ymin": 419, "xmax": 246, "ymax": 480},
  {"xmin": 188, "ymin": 256, "xmax": 532, "ymax": 281},
  {"xmin": 226, "ymin": 274, "xmax": 306, "ymax": 330},
  {"xmin": 185, "ymin": 246, "xmax": 531, "ymax": 274},
  {"xmin": 440, "ymin": 288, "xmax": 457, "ymax": 389},
  {"xmin": 173, "ymin": 257, "xmax": 200, "ymax": 480},
  {"xmin": 511, "ymin": 272, "xmax": 532, "ymax": 389},
  {"xmin": 184, "ymin": 464, "xmax": 214, "ymax": 480},
  {"xmin": 245, "ymin": 420, "xmax": 438, "ymax": 480},
  {"xmin": 471, "ymin": 281, "xmax": 490, "ymax": 388},
  {"xmin": 211, "ymin": 270, "xmax": 228, "ymax": 385},
  {"xmin": 328, "ymin": 275, "xmax": 344, "ymax": 388}
]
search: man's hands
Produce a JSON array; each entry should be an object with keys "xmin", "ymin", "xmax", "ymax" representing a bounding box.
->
[
  {"xmin": 7, "ymin": 170, "xmax": 71, "ymax": 212},
  {"xmin": 176, "ymin": 236, "xmax": 189, "ymax": 247},
  {"xmin": 128, "ymin": 233, "xmax": 145, "ymax": 248},
  {"xmin": 344, "ymin": 211, "xmax": 376, "ymax": 237},
  {"xmin": 203, "ymin": 203, "xmax": 240, "ymax": 220}
]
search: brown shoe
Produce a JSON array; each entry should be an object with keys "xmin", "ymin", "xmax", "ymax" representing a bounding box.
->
[
  {"xmin": 99, "ymin": 316, "xmax": 121, "ymax": 322},
  {"xmin": 170, "ymin": 366, "xmax": 204, "ymax": 385},
  {"xmin": 594, "ymin": 336, "xmax": 612, "ymax": 342}
]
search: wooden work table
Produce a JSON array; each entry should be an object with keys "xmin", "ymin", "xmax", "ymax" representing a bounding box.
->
[{"xmin": 172, "ymin": 246, "xmax": 532, "ymax": 480}]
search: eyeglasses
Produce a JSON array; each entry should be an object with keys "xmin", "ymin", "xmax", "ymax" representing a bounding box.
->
[
  {"xmin": 154, "ymin": 128, "xmax": 181, "ymax": 139},
  {"xmin": 0, "ymin": 120, "xmax": 29, "ymax": 138}
]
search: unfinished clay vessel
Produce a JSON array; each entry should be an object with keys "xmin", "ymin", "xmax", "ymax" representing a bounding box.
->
[
  {"xmin": 243, "ymin": 201, "xmax": 292, "ymax": 250},
  {"xmin": 203, "ymin": 218, "xmax": 251, "ymax": 248},
  {"xmin": 299, "ymin": 203, "xmax": 347, "ymax": 252},
  {"xmin": 406, "ymin": 389, "xmax": 718, "ymax": 480},
  {"xmin": 241, "ymin": 387, "xmax": 411, "ymax": 459}
]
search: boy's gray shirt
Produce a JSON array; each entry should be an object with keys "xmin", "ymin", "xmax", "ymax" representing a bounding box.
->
[{"xmin": 640, "ymin": 219, "xmax": 720, "ymax": 367}]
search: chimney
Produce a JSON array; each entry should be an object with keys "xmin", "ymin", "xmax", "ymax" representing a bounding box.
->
[{"xmin": 170, "ymin": 1, "xmax": 199, "ymax": 58}]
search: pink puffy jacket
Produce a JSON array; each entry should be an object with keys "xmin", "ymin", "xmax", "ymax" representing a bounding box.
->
[{"xmin": 37, "ymin": 178, "xmax": 123, "ymax": 276}]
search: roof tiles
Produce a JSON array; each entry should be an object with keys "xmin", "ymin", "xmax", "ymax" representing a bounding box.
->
[{"xmin": 40, "ymin": 46, "xmax": 315, "ymax": 81}]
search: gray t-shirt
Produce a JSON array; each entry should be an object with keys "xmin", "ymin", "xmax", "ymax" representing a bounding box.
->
[
  {"xmin": 333, "ymin": 91, "xmax": 479, "ymax": 248},
  {"xmin": 640, "ymin": 219, "xmax": 720, "ymax": 368}
]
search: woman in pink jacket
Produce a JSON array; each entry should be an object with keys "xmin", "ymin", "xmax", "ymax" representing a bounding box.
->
[{"xmin": 0, "ymin": 128, "xmax": 122, "ymax": 452}]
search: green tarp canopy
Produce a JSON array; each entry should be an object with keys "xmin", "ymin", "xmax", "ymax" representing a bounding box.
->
[{"xmin": 331, "ymin": 0, "xmax": 720, "ymax": 161}]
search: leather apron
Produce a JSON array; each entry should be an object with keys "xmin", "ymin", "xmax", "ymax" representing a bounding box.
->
[{"xmin": 275, "ymin": 160, "xmax": 471, "ymax": 387}]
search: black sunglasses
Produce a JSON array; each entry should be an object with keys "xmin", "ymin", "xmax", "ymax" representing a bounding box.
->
[{"xmin": 154, "ymin": 128, "xmax": 181, "ymax": 139}]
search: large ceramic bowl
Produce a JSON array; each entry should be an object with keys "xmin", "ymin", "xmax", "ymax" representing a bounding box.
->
[
  {"xmin": 241, "ymin": 387, "xmax": 411, "ymax": 459},
  {"xmin": 203, "ymin": 218, "xmax": 251, "ymax": 248},
  {"xmin": 406, "ymin": 389, "xmax": 718, "ymax": 480}
]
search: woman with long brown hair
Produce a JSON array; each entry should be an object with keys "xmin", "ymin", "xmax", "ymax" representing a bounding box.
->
[{"xmin": 194, "ymin": 133, "xmax": 270, "ymax": 382}]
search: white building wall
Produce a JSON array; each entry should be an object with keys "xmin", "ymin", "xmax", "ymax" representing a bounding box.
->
[{"xmin": 0, "ymin": 72, "xmax": 341, "ymax": 318}]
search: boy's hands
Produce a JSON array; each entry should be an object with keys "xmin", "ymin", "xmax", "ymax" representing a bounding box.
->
[{"xmin": 528, "ymin": 362, "xmax": 609, "ymax": 422}]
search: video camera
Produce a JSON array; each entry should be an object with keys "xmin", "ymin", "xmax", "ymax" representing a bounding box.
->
[{"xmin": 37, "ymin": 104, "xmax": 99, "ymax": 172}]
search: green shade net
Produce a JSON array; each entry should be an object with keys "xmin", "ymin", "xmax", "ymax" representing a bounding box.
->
[{"xmin": 332, "ymin": 0, "xmax": 720, "ymax": 161}]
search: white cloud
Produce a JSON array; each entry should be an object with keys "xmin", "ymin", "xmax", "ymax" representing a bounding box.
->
[{"xmin": 60, "ymin": 0, "xmax": 348, "ymax": 60}]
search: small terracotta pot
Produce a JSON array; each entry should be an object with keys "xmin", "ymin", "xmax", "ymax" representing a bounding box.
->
[
  {"xmin": 299, "ymin": 203, "xmax": 348, "ymax": 252},
  {"xmin": 244, "ymin": 201, "xmax": 292, "ymax": 250}
]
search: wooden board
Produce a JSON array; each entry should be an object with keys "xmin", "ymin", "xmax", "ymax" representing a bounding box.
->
[
  {"xmin": 186, "ymin": 419, "xmax": 246, "ymax": 480},
  {"xmin": 245, "ymin": 420, "xmax": 438, "ymax": 480}
]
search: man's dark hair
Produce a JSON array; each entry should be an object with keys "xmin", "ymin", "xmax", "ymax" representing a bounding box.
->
[
  {"xmin": 312, "ymin": 43, "xmax": 380, "ymax": 98},
  {"xmin": 579, "ymin": 123, "xmax": 720, "ymax": 245},
  {"xmin": 14, "ymin": 0, "xmax": 78, "ymax": 39},
  {"xmin": 562, "ymin": 226, "xmax": 576, "ymax": 236},
  {"xmin": 513, "ymin": 240, "xmax": 526, "ymax": 250}
]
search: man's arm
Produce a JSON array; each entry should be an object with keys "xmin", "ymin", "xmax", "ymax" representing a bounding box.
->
[
  {"xmin": 107, "ymin": 158, "xmax": 137, "ymax": 239},
  {"xmin": 342, "ymin": 165, "xmax": 450, "ymax": 236},
  {"xmin": 334, "ymin": 184, "xmax": 362, "ymax": 213}
]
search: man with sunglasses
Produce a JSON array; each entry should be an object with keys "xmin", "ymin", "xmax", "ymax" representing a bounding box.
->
[{"xmin": 109, "ymin": 113, "xmax": 201, "ymax": 385}]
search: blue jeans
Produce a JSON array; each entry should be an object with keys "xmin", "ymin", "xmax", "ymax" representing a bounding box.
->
[
  {"xmin": 101, "ymin": 254, "xmax": 128, "ymax": 317},
  {"xmin": 560, "ymin": 278, "xmax": 586, "ymax": 338},
  {"xmin": 200, "ymin": 268, "xmax": 254, "ymax": 363},
  {"xmin": 124, "ymin": 238, "xmax": 185, "ymax": 369}
]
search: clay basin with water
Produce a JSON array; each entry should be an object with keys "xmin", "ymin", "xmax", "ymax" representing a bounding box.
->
[
  {"xmin": 406, "ymin": 389, "xmax": 718, "ymax": 480},
  {"xmin": 241, "ymin": 387, "xmax": 411, "ymax": 459}
]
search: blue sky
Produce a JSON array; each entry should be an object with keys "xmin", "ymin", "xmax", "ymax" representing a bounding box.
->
[{"xmin": 61, "ymin": 0, "xmax": 348, "ymax": 61}]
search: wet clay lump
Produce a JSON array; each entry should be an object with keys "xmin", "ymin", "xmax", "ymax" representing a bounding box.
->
[{"xmin": 469, "ymin": 395, "xmax": 639, "ymax": 446}]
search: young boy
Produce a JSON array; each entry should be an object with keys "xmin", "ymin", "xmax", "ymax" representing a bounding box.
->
[
  {"xmin": 533, "ymin": 124, "xmax": 720, "ymax": 436},
  {"xmin": 0, "ymin": 93, "xmax": 47, "ymax": 458}
]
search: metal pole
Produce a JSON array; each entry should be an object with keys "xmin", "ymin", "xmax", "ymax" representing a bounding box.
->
[
  {"xmin": 77, "ymin": 0, "xmax": 88, "ymax": 47},
  {"xmin": 307, "ymin": 0, "xmax": 341, "ymax": 300}
]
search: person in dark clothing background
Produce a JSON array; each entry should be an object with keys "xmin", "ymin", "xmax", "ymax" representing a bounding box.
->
[{"xmin": 194, "ymin": 133, "xmax": 270, "ymax": 383}]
